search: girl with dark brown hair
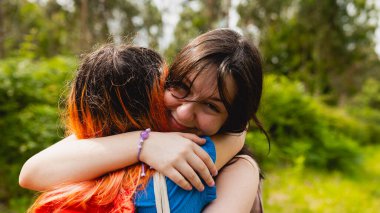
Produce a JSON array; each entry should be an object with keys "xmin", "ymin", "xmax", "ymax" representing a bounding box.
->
[{"xmin": 21, "ymin": 29, "xmax": 266, "ymax": 212}]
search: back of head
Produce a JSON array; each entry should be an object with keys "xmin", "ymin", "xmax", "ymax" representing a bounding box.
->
[
  {"xmin": 68, "ymin": 44, "xmax": 168, "ymax": 138},
  {"xmin": 167, "ymin": 28, "xmax": 263, "ymax": 133},
  {"xmin": 29, "ymin": 44, "xmax": 168, "ymax": 213}
]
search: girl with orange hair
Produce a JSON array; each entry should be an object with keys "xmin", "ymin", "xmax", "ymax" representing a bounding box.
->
[
  {"xmin": 28, "ymin": 44, "xmax": 171, "ymax": 212},
  {"xmin": 21, "ymin": 29, "xmax": 265, "ymax": 212}
]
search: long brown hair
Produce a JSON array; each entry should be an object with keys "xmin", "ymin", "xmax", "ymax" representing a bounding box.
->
[
  {"xmin": 166, "ymin": 29, "xmax": 269, "ymax": 180},
  {"xmin": 29, "ymin": 44, "xmax": 168, "ymax": 212},
  {"xmin": 166, "ymin": 28, "xmax": 267, "ymax": 136}
]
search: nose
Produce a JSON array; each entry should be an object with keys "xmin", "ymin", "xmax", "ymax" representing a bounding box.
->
[{"xmin": 176, "ymin": 101, "xmax": 196, "ymax": 125}]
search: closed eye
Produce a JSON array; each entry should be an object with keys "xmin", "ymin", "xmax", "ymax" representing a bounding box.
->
[{"xmin": 204, "ymin": 102, "xmax": 220, "ymax": 113}]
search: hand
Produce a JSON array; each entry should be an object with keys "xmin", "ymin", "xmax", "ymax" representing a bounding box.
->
[{"xmin": 140, "ymin": 132, "xmax": 217, "ymax": 191}]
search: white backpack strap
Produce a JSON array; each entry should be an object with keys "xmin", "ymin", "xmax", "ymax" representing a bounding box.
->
[{"xmin": 153, "ymin": 172, "xmax": 170, "ymax": 213}]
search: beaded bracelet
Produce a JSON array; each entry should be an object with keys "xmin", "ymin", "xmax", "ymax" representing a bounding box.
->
[{"xmin": 138, "ymin": 128, "xmax": 151, "ymax": 177}]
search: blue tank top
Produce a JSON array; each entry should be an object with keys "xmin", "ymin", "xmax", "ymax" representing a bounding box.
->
[{"xmin": 134, "ymin": 136, "xmax": 217, "ymax": 213}]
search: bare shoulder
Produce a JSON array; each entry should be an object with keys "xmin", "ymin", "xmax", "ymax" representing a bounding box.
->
[
  {"xmin": 203, "ymin": 155, "xmax": 261, "ymax": 213},
  {"xmin": 224, "ymin": 155, "xmax": 260, "ymax": 179}
]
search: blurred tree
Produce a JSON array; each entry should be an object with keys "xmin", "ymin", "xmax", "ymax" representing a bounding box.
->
[
  {"xmin": 0, "ymin": 0, "xmax": 163, "ymax": 58},
  {"xmin": 165, "ymin": 0, "xmax": 230, "ymax": 61},
  {"xmin": 64, "ymin": 0, "xmax": 163, "ymax": 52},
  {"xmin": 238, "ymin": 0, "xmax": 380, "ymax": 103},
  {"xmin": 0, "ymin": 1, "xmax": 5, "ymax": 58},
  {"xmin": 73, "ymin": 0, "xmax": 139, "ymax": 50},
  {"xmin": 139, "ymin": 0, "xmax": 164, "ymax": 49},
  {"xmin": 0, "ymin": 0, "xmax": 72, "ymax": 58}
]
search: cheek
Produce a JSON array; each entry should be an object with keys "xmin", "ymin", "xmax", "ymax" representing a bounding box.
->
[{"xmin": 197, "ymin": 114, "xmax": 228, "ymax": 135}]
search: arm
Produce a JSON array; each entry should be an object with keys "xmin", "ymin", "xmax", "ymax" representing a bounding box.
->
[
  {"xmin": 19, "ymin": 131, "xmax": 215, "ymax": 191},
  {"xmin": 19, "ymin": 131, "xmax": 245, "ymax": 192},
  {"xmin": 211, "ymin": 131, "xmax": 246, "ymax": 170},
  {"xmin": 19, "ymin": 132, "xmax": 142, "ymax": 191},
  {"xmin": 203, "ymin": 156, "xmax": 260, "ymax": 213}
]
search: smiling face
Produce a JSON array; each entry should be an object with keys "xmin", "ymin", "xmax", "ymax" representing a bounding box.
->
[
  {"xmin": 164, "ymin": 66, "xmax": 237, "ymax": 136},
  {"xmin": 166, "ymin": 29, "xmax": 264, "ymax": 134}
]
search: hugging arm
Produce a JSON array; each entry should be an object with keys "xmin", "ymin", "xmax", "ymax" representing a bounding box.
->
[{"xmin": 19, "ymin": 131, "xmax": 244, "ymax": 192}]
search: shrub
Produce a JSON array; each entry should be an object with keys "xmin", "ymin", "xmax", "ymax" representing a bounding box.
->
[
  {"xmin": 0, "ymin": 56, "xmax": 76, "ymax": 211},
  {"xmin": 247, "ymin": 75, "xmax": 365, "ymax": 172},
  {"xmin": 348, "ymin": 78, "xmax": 380, "ymax": 144}
]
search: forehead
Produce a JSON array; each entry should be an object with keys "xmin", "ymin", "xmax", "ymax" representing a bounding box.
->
[
  {"xmin": 186, "ymin": 66, "xmax": 237, "ymax": 103},
  {"xmin": 189, "ymin": 67, "xmax": 216, "ymax": 84}
]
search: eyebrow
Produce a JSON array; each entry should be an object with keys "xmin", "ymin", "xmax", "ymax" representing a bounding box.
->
[
  {"xmin": 208, "ymin": 97, "xmax": 223, "ymax": 103},
  {"xmin": 183, "ymin": 76, "xmax": 223, "ymax": 103}
]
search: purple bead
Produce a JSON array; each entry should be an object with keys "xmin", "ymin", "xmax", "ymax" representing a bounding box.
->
[
  {"xmin": 140, "ymin": 132, "xmax": 148, "ymax": 140},
  {"xmin": 140, "ymin": 128, "xmax": 151, "ymax": 140}
]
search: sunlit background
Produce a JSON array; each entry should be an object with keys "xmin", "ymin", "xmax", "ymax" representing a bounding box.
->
[{"xmin": 0, "ymin": 0, "xmax": 379, "ymax": 212}]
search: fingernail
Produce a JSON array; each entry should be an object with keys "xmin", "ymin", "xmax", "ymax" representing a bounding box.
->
[
  {"xmin": 213, "ymin": 171, "xmax": 218, "ymax": 176},
  {"xmin": 209, "ymin": 180, "xmax": 215, "ymax": 186}
]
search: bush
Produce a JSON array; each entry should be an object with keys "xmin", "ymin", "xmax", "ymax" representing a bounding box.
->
[
  {"xmin": 0, "ymin": 56, "xmax": 76, "ymax": 212},
  {"xmin": 247, "ymin": 75, "xmax": 366, "ymax": 172},
  {"xmin": 348, "ymin": 78, "xmax": 380, "ymax": 144}
]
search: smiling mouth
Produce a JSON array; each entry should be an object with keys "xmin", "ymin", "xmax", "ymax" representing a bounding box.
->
[{"xmin": 168, "ymin": 113, "xmax": 189, "ymax": 131}]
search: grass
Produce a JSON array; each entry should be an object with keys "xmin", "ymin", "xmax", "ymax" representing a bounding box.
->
[{"xmin": 262, "ymin": 145, "xmax": 380, "ymax": 212}]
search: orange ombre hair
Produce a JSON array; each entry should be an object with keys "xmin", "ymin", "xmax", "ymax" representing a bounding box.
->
[{"xmin": 29, "ymin": 44, "xmax": 169, "ymax": 213}]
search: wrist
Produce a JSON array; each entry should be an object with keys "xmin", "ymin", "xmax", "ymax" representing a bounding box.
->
[
  {"xmin": 139, "ymin": 131, "xmax": 158, "ymax": 163},
  {"xmin": 137, "ymin": 128, "xmax": 151, "ymax": 177}
]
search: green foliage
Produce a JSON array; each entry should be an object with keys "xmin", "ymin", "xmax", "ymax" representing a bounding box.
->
[
  {"xmin": 348, "ymin": 78, "xmax": 380, "ymax": 143},
  {"xmin": 1, "ymin": 0, "xmax": 74, "ymax": 58},
  {"xmin": 238, "ymin": 0, "xmax": 380, "ymax": 100},
  {"xmin": 0, "ymin": 56, "xmax": 76, "ymax": 211},
  {"xmin": 247, "ymin": 75, "xmax": 377, "ymax": 172},
  {"xmin": 0, "ymin": 0, "xmax": 163, "ymax": 58},
  {"xmin": 351, "ymin": 78, "xmax": 380, "ymax": 109}
]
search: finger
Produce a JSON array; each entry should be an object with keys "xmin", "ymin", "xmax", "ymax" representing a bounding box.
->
[
  {"xmin": 193, "ymin": 145, "xmax": 218, "ymax": 176},
  {"xmin": 187, "ymin": 152, "xmax": 215, "ymax": 187},
  {"xmin": 165, "ymin": 168, "xmax": 193, "ymax": 191},
  {"xmin": 178, "ymin": 133, "xmax": 206, "ymax": 145},
  {"xmin": 175, "ymin": 162, "xmax": 205, "ymax": 191}
]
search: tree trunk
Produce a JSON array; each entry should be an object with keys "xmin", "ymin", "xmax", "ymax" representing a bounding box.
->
[
  {"xmin": 80, "ymin": 0, "xmax": 91, "ymax": 50},
  {"xmin": 0, "ymin": 1, "xmax": 5, "ymax": 58}
]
